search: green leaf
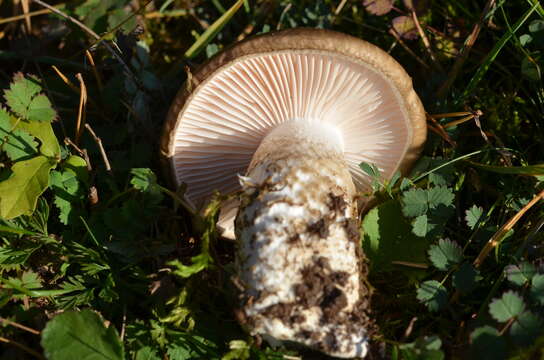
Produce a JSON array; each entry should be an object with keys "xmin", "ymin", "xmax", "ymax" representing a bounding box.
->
[
  {"xmin": 135, "ymin": 346, "xmax": 161, "ymax": 360},
  {"xmin": 505, "ymin": 262, "xmax": 537, "ymax": 286},
  {"xmin": 465, "ymin": 205, "xmax": 483, "ymax": 229},
  {"xmin": 185, "ymin": 0, "xmax": 244, "ymax": 59},
  {"xmin": 453, "ymin": 262, "xmax": 479, "ymax": 293},
  {"xmin": 531, "ymin": 274, "xmax": 544, "ymax": 305},
  {"xmin": 416, "ymin": 280, "xmax": 448, "ymax": 312},
  {"xmin": 510, "ymin": 311, "xmax": 543, "ymax": 346},
  {"xmin": 412, "ymin": 214, "xmax": 430, "ymax": 237},
  {"xmin": 169, "ymin": 197, "xmax": 222, "ymax": 278},
  {"xmin": 0, "ymin": 155, "xmax": 56, "ymax": 219},
  {"xmin": 4, "ymin": 74, "xmax": 56, "ymax": 122},
  {"xmin": 470, "ymin": 326, "xmax": 506, "ymax": 360},
  {"xmin": 402, "ymin": 188, "xmax": 429, "ymax": 217},
  {"xmin": 399, "ymin": 335, "xmax": 444, "ymax": 360},
  {"xmin": 489, "ymin": 291, "xmax": 525, "ymax": 323},
  {"xmin": 64, "ymin": 155, "xmax": 89, "ymax": 184},
  {"xmin": 41, "ymin": 310, "xmax": 124, "ymax": 360},
  {"xmin": 15, "ymin": 119, "xmax": 60, "ymax": 158},
  {"xmin": 222, "ymin": 340, "xmax": 251, "ymax": 360},
  {"xmin": 0, "ymin": 242, "xmax": 42, "ymax": 271},
  {"xmin": 0, "ymin": 109, "xmax": 38, "ymax": 161},
  {"xmin": 428, "ymin": 239, "xmax": 463, "ymax": 271},
  {"xmin": 361, "ymin": 200, "xmax": 429, "ymax": 273},
  {"xmin": 50, "ymin": 169, "xmax": 85, "ymax": 225}
]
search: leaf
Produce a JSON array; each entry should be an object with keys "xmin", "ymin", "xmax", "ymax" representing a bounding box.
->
[
  {"xmin": 4, "ymin": 74, "xmax": 56, "ymax": 122},
  {"xmin": 399, "ymin": 335, "xmax": 444, "ymax": 360},
  {"xmin": 363, "ymin": 0, "xmax": 393, "ymax": 16},
  {"xmin": 428, "ymin": 239, "xmax": 463, "ymax": 271},
  {"xmin": 169, "ymin": 197, "xmax": 222, "ymax": 278},
  {"xmin": 0, "ymin": 109, "xmax": 38, "ymax": 161},
  {"xmin": 0, "ymin": 243, "xmax": 42, "ymax": 271},
  {"xmin": 15, "ymin": 118, "xmax": 60, "ymax": 158},
  {"xmin": 510, "ymin": 311, "xmax": 543, "ymax": 346},
  {"xmin": 531, "ymin": 274, "xmax": 544, "ymax": 305},
  {"xmin": 402, "ymin": 186, "xmax": 455, "ymax": 237},
  {"xmin": 361, "ymin": 200, "xmax": 429, "ymax": 273},
  {"xmin": 41, "ymin": 310, "xmax": 124, "ymax": 360},
  {"xmin": 64, "ymin": 155, "xmax": 89, "ymax": 184},
  {"xmin": 416, "ymin": 280, "xmax": 448, "ymax": 312},
  {"xmin": 489, "ymin": 291, "xmax": 525, "ymax": 323},
  {"xmin": 222, "ymin": 340, "xmax": 251, "ymax": 360},
  {"xmin": 465, "ymin": 205, "xmax": 483, "ymax": 229},
  {"xmin": 453, "ymin": 262, "xmax": 479, "ymax": 293},
  {"xmin": 50, "ymin": 170, "xmax": 85, "ymax": 225},
  {"xmin": 0, "ymin": 155, "xmax": 56, "ymax": 219},
  {"xmin": 470, "ymin": 326, "xmax": 506, "ymax": 360},
  {"xmin": 135, "ymin": 347, "xmax": 161, "ymax": 360},
  {"xmin": 185, "ymin": 0, "xmax": 244, "ymax": 59},
  {"xmin": 392, "ymin": 16, "xmax": 418, "ymax": 40},
  {"xmin": 505, "ymin": 262, "xmax": 537, "ymax": 286}
]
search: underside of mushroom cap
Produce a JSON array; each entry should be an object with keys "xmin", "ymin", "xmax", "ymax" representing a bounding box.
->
[{"xmin": 161, "ymin": 28, "xmax": 427, "ymax": 238}]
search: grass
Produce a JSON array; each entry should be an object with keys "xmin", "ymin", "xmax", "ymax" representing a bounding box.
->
[{"xmin": 0, "ymin": 0, "xmax": 543, "ymax": 359}]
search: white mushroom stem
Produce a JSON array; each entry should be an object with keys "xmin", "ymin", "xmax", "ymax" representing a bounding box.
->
[{"xmin": 235, "ymin": 119, "xmax": 372, "ymax": 358}]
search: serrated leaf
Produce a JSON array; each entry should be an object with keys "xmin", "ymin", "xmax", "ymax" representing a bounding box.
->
[
  {"xmin": 41, "ymin": 310, "xmax": 124, "ymax": 360},
  {"xmin": 465, "ymin": 205, "xmax": 483, "ymax": 229},
  {"xmin": 453, "ymin": 262, "xmax": 479, "ymax": 293},
  {"xmin": 470, "ymin": 326, "xmax": 506, "ymax": 360},
  {"xmin": 412, "ymin": 214, "xmax": 430, "ymax": 237},
  {"xmin": 0, "ymin": 155, "xmax": 55, "ymax": 219},
  {"xmin": 64, "ymin": 155, "xmax": 89, "ymax": 184},
  {"xmin": 416, "ymin": 280, "xmax": 448, "ymax": 312},
  {"xmin": 135, "ymin": 347, "xmax": 161, "ymax": 360},
  {"xmin": 4, "ymin": 74, "xmax": 56, "ymax": 122},
  {"xmin": 50, "ymin": 170, "xmax": 85, "ymax": 225},
  {"xmin": 428, "ymin": 239, "xmax": 463, "ymax": 271},
  {"xmin": 510, "ymin": 311, "xmax": 543, "ymax": 346},
  {"xmin": 130, "ymin": 168, "xmax": 158, "ymax": 192},
  {"xmin": 489, "ymin": 291, "xmax": 525, "ymax": 323},
  {"xmin": 0, "ymin": 109, "xmax": 38, "ymax": 161},
  {"xmin": 531, "ymin": 274, "xmax": 544, "ymax": 305},
  {"xmin": 505, "ymin": 262, "xmax": 537, "ymax": 286},
  {"xmin": 361, "ymin": 200, "xmax": 429, "ymax": 273},
  {"xmin": 402, "ymin": 188, "xmax": 429, "ymax": 217}
]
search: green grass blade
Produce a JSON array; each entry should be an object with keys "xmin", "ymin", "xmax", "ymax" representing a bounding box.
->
[
  {"xmin": 0, "ymin": 224, "xmax": 37, "ymax": 235},
  {"xmin": 467, "ymin": 162, "xmax": 544, "ymax": 175},
  {"xmin": 184, "ymin": 0, "xmax": 244, "ymax": 59},
  {"xmin": 526, "ymin": 0, "xmax": 544, "ymax": 18},
  {"xmin": 460, "ymin": 3, "xmax": 539, "ymax": 102}
]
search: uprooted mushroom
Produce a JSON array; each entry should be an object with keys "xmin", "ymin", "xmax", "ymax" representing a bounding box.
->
[{"xmin": 162, "ymin": 28, "xmax": 426, "ymax": 358}]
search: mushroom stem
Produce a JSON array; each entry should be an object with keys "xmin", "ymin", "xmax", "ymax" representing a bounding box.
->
[{"xmin": 235, "ymin": 120, "xmax": 372, "ymax": 358}]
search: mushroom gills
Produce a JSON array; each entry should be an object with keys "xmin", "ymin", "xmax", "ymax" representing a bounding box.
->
[{"xmin": 235, "ymin": 119, "xmax": 373, "ymax": 358}]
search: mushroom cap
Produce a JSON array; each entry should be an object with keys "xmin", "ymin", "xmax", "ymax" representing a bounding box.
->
[{"xmin": 161, "ymin": 28, "xmax": 427, "ymax": 237}]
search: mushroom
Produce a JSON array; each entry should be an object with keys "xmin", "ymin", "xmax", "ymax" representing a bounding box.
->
[{"xmin": 162, "ymin": 28, "xmax": 426, "ymax": 358}]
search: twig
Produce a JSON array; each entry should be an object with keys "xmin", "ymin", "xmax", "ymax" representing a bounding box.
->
[
  {"xmin": 120, "ymin": 307, "xmax": 127, "ymax": 341},
  {"xmin": 335, "ymin": 0, "xmax": 349, "ymax": 15},
  {"xmin": 64, "ymin": 138, "xmax": 92, "ymax": 172},
  {"xmin": 75, "ymin": 74, "xmax": 87, "ymax": 146},
  {"xmin": 410, "ymin": 10, "xmax": 444, "ymax": 72},
  {"xmin": 32, "ymin": 0, "xmax": 139, "ymax": 86},
  {"xmin": 426, "ymin": 114, "xmax": 456, "ymax": 146},
  {"xmin": 21, "ymin": 0, "xmax": 32, "ymax": 32},
  {"xmin": 85, "ymin": 50, "xmax": 103, "ymax": 91},
  {"xmin": 473, "ymin": 188, "xmax": 544, "ymax": 268},
  {"xmin": 0, "ymin": 7, "xmax": 52, "ymax": 25},
  {"xmin": 437, "ymin": 0, "xmax": 497, "ymax": 97},
  {"xmin": 389, "ymin": 28, "xmax": 431, "ymax": 69},
  {"xmin": 0, "ymin": 317, "xmax": 40, "ymax": 335},
  {"xmin": 0, "ymin": 336, "xmax": 45, "ymax": 359},
  {"xmin": 84, "ymin": 123, "xmax": 112, "ymax": 174}
]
